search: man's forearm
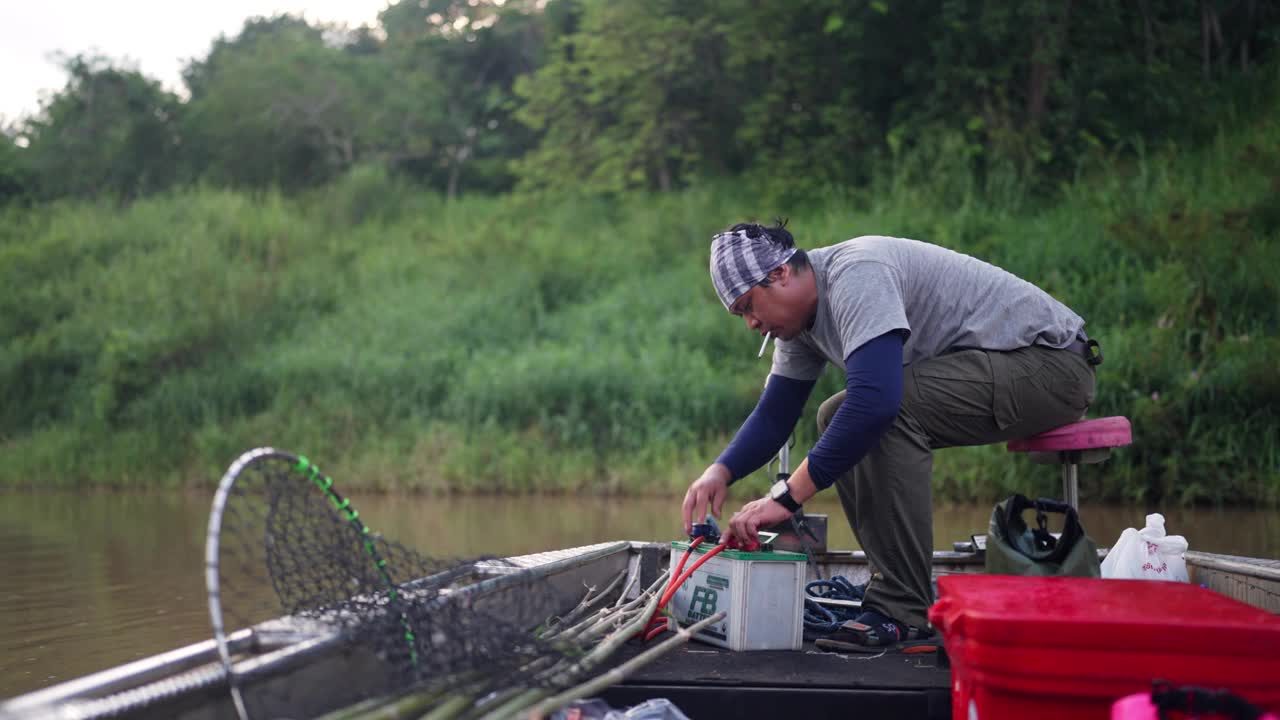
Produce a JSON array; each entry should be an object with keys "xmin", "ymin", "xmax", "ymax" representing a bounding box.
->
[
  {"xmin": 805, "ymin": 332, "xmax": 904, "ymax": 489},
  {"xmin": 715, "ymin": 374, "xmax": 815, "ymax": 483},
  {"xmin": 703, "ymin": 462, "xmax": 732, "ymax": 484},
  {"xmin": 780, "ymin": 458, "xmax": 819, "ymax": 504}
]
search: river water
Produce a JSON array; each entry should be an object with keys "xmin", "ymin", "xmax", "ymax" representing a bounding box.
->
[{"xmin": 2, "ymin": 491, "xmax": 1277, "ymax": 699}]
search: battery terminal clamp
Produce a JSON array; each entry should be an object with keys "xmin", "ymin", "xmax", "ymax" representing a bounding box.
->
[
  {"xmin": 690, "ymin": 517, "xmax": 721, "ymax": 544},
  {"xmin": 688, "ymin": 518, "xmax": 776, "ymax": 553}
]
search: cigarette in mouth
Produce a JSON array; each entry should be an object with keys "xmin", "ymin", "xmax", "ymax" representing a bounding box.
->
[{"xmin": 757, "ymin": 332, "xmax": 772, "ymax": 358}]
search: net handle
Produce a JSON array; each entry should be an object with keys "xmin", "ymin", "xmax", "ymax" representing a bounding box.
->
[{"xmin": 206, "ymin": 447, "xmax": 297, "ymax": 720}]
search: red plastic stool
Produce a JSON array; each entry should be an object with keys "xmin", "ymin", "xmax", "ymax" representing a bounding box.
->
[{"xmin": 1007, "ymin": 416, "xmax": 1132, "ymax": 509}]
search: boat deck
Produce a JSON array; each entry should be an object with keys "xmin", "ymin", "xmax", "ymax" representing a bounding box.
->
[
  {"xmin": 603, "ymin": 638, "xmax": 951, "ymax": 719},
  {"xmin": 8, "ymin": 541, "xmax": 1275, "ymax": 720}
]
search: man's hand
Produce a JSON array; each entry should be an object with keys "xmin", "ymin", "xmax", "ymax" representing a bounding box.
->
[
  {"xmin": 724, "ymin": 496, "xmax": 794, "ymax": 547},
  {"xmin": 681, "ymin": 464, "xmax": 732, "ymax": 534}
]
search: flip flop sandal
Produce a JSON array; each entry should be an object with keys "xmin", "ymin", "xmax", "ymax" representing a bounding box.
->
[{"xmin": 814, "ymin": 619, "xmax": 939, "ymax": 654}]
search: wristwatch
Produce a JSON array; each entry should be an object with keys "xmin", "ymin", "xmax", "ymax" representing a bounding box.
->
[{"xmin": 767, "ymin": 479, "xmax": 802, "ymax": 513}]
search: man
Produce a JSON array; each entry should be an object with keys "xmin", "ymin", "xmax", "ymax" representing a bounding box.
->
[{"xmin": 681, "ymin": 220, "xmax": 1097, "ymax": 649}]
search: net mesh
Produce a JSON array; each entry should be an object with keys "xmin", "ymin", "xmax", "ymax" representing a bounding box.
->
[{"xmin": 209, "ymin": 449, "xmax": 591, "ymax": 716}]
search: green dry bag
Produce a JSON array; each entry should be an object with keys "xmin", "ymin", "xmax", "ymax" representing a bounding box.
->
[{"xmin": 985, "ymin": 494, "xmax": 1100, "ymax": 577}]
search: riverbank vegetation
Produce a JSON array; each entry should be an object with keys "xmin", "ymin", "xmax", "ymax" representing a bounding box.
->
[{"xmin": 2, "ymin": 1, "xmax": 1277, "ymax": 504}]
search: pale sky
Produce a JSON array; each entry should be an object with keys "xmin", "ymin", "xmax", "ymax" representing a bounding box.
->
[{"xmin": 0, "ymin": 1, "xmax": 391, "ymax": 124}]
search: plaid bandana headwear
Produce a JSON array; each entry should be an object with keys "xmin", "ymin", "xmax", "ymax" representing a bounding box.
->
[{"xmin": 709, "ymin": 229, "xmax": 797, "ymax": 310}]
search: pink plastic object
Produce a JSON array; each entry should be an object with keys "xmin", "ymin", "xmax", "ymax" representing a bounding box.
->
[
  {"xmin": 1112, "ymin": 691, "xmax": 1280, "ymax": 720},
  {"xmin": 1008, "ymin": 416, "xmax": 1133, "ymax": 453}
]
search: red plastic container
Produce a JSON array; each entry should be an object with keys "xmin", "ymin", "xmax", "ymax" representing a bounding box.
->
[{"xmin": 928, "ymin": 575, "xmax": 1280, "ymax": 720}]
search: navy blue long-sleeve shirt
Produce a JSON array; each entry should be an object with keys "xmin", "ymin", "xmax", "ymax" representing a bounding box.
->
[{"xmin": 716, "ymin": 331, "xmax": 904, "ymax": 489}]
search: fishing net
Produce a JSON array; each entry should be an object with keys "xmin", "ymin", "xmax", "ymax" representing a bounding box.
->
[{"xmin": 206, "ymin": 447, "xmax": 608, "ymax": 720}]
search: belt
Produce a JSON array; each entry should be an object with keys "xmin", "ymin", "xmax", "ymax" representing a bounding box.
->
[{"xmin": 1066, "ymin": 334, "xmax": 1103, "ymax": 366}]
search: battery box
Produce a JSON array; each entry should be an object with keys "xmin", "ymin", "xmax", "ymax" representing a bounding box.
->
[{"xmin": 667, "ymin": 541, "xmax": 806, "ymax": 651}]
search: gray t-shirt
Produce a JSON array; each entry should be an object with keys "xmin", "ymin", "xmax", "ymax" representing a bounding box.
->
[{"xmin": 771, "ymin": 235, "xmax": 1085, "ymax": 380}]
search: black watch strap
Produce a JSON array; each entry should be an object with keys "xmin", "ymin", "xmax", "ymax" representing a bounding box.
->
[
  {"xmin": 773, "ymin": 492, "xmax": 802, "ymax": 513},
  {"xmin": 770, "ymin": 481, "xmax": 802, "ymax": 513}
]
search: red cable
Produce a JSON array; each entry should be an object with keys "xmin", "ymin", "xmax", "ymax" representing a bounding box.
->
[
  {"xmin": 657, "ymin": 542, "xmax": 728, "ymax": 610},
  {"xmin": 643, "ymin": 622, "xmax": 669, "ymax": 641},
  {"xmin": 666, "ymin": 537, "xmax": 702, "ymax": 597},
  {"xmin": 638, "ymin": 536, "xmax": 703, "ymax": 641},
  {"xmin": 644, "ymin": 535, "xmax": 761, "ymax": 640}
]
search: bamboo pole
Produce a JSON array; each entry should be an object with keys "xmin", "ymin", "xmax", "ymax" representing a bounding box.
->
[
  {"xmin": 545, "ymin": 570, "xmax": 669, "ymax": 645},
  {"xmin": 556, "ymin": 569, "xmax": 629, "ymax": 628},
  {"xmin": 316, "ymin": 695, "xmax": 397, "ymax": 720},
  {"xmin": 420, "ymin": 695, "xmax": 471, "ymax": 720},
  {"xmin": 477, "ymin": 580, "xmax": 671, "ymax": 719},
  {"xmin": 393, "ymin": 593, "xmax": 651, "ymax": 720},
  {"xmin": 524, "ymin": 611, "xmax": 726, "ymax": 720},
  {"xmin": 613, "ymin": 568, "xmax": 640, "ymax": 608},
  {"xmin": 352, "ymin": 566, "xmax": 675, "ymax": 720},
  {"xmin": 540, "ymin": 569, "xmax": 629, "ymax": 641}
]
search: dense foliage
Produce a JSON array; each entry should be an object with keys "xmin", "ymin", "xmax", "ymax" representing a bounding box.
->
[
  {"xmin": 2, "ymin": 0, "xmax": 1276, "ymax": 200},
  {"xmin": 1, "ymin": 1, "xmax": 1277, "ymax": 503},
  {"xmin": 3, "ymin": 108, "xmax": 1278, "ymax": 502}
]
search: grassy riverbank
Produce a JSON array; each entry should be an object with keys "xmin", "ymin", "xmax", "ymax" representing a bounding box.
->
[{"xmin": 3, "ymin": 107, "xmax": 1278, "ymax": 504}]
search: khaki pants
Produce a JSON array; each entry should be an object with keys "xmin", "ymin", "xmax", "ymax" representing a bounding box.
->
[{"xmin": 815, "ymin": 345, "xmax": 1095, "ymax": 629}]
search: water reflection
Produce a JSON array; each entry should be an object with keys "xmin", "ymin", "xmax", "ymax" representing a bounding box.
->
[{"xmin": 1, "ymin": 491, "xmax": 1276, "ymax": 699}]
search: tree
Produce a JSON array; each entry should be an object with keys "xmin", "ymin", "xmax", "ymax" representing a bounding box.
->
[
  {"xmin": 0, "ymin": 123, "xmax": 30, "ymax": 205},
  {"xmin": 712, "ymin": 0, "xmax": 895, "ymax": 190},
  {"xmin": 20, "ymin": 55, "xmax": 182, "ymax": 201},
  {"xmin": 377, "ymin": 0, "xmax": 546, "ymax": 197},
  {"xmin": 513, "ymin": 0, "xmax": 726, "ymax": 193},
  {"xmin": 180, "ymin": 16, "xmax": 383, "ymax": 189}
]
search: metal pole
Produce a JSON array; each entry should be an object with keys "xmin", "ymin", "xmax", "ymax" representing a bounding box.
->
[
  {"xmin": 779, "ymin": 436, "xmax": 790, "ymax": 477},
  {"xmin": 1061, "ymin": 461, "xmax": 1079, "ymax": 510}
]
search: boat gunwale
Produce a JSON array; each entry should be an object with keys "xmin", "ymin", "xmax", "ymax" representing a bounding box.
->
[
  {"xmin": 0, "ymin": 541, "xmax": 635, "ymax": 718},
  {"xmin": 1185, "ymin": 551, "xmax": 1280, "ymax": 582}
]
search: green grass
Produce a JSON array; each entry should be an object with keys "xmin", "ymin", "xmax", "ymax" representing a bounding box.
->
[{"xmin": 2, "ymin": 113, "xmax": 1278, "ymax": 505}]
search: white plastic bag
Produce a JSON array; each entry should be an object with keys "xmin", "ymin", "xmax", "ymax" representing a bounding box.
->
[{"xmin": 1100, "ymin": 513, "xmax": 1189, "ymax": 582}]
